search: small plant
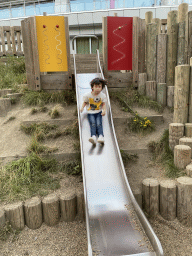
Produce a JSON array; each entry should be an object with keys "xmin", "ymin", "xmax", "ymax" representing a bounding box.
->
[
  {"xmin": 0, "ymin": 221, "xmax": 20, "ymax": 241},
  {"xmin": 128, "ymin": 114, "xmax": 155, "ymax": 133},
  {"xmin": 148, "ymin": 129, "xmax": 185, "ymax": 178},
  {"xmin": 31, "ymin": 108, "xmax": 38, "ymax": 114},
  {"xmin": 49, "ymin": 107, "xmax": 60, "ymax": 119}
]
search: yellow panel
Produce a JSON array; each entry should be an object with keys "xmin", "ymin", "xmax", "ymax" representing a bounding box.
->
[{"xmin": 36, "ymin": 16, "xmax": 68, "ymax": 72}]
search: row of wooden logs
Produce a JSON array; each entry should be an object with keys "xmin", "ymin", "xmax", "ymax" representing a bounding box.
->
[
  {"xmin": 169, "ymin": 123, "xmax": 192, "ymax": 170},
  {"xmin": 138, "ymin": 73, "xmax": 174, "ymax": 108},
  {"xmin": 142, "ymin": 177, "xmax": 192, "ymax": 226},
  {"xmin": 0, "ymin": 191, "xmax": 85, "ymax": 230}
]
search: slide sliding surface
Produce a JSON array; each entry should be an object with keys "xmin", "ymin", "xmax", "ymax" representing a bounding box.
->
[{"xmin": 74, "ymin": 53, "xmax": 163, "ymax": 256}]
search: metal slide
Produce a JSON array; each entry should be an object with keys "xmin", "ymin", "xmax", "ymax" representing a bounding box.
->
[{"xmin": 73, "ymin": 38, "xmax": 163, "ymax": 256}]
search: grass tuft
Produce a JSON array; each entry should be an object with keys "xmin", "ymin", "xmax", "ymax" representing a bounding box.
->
[
  {"xmin": 22, "ymin": 90, "xmax": 76, "ymax": 106},
  {"xmin": 0, "ymin": 56, "xmax": 27, "ymax": 90},
  {"xmin": 148, "ymin": 129, "xmax": 185, "ymax": 178},
  {"xmin": 0, "ymin": 153, "xmax": 60, "ymax": 202},
  {"xmin": 49, "ymin": 107, "xmax": 60, "ymax": 119},
  {"xmin": 27, "ymin": 135, "xmax": 58, "ymax": 154}
]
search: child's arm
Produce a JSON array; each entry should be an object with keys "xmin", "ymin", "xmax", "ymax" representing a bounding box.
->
[
  {"xmin": 80, "ymin": 102, "xmax": 87, "ymax": 113},
  {"xmin": 101, "ymin": 102, "xmax": 106, "ymax": 116}
]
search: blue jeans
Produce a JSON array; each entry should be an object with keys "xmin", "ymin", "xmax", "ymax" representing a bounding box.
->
[{"xmin": 87, "ymin": 112, "xmax": 104, "ymax": 137}]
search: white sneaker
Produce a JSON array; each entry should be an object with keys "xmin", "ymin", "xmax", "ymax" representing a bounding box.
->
[
  {"xmin": 89, "ymin": 135, "xmax": 96, "ymax": 145},
  {"xmin": 97, "ymin": 135, "xmax": 104, "ymax": 144}
]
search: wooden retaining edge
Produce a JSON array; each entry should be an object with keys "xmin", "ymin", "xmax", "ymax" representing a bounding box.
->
[
  {"xmin": 21, "ymin": 115, "xmax": 164, "ymax": 128},
  {"xmin": 0, "ymin": 191, "xmax": 85, "ymax": 230},
  {"xmin": 142, "ymin": 177, "xmax": 192, "ymax": 226}
]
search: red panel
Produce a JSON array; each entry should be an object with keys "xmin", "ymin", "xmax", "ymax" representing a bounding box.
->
[{"xmin": 107, "ymin": 17, "xmax": 133, "ymax": 71}]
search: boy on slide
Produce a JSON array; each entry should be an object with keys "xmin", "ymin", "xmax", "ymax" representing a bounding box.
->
[{"xmin": 80, "ymin": 77, "xmax": 107, "ymax": 145}]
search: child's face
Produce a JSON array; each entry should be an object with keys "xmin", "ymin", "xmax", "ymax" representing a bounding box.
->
[{"xmin": 92, "ymin": 83, "xmax": 102, "ymax": 94}]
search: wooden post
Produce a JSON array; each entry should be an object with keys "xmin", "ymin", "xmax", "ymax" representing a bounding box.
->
[
  {"xmin": 177, "ymin": 21, "xmax": 185, "ymax": 65},
  {"xmin": 146, "ymin": 81, "xmax": 157, "ymax": 101},
  {"xmin": 179, "ymin": 137, "xmax": 192, "ymax": 154},
  {"xmin": 157, "ymin": 83, "xmax": 167, "ymax": 106},
  {"xmin": 142, "ymin": 178, "xmax": 159, "ymax": 217},
  {"xmin": 146, "ymin": 23, "xmax": 158, "ymax": 81},
  {"xmin": 189, "ymin": 57, "xmax": 192, "ymax": 122},
  {"xmin": 5, "ymin": 27, "xmax": 12, "ymax": 55},
  {"xmin": 138, "ymin": 73, "xmax": 147, "ymax": 95},
  {"xmin": 4, "ymin": 202, "xmax": 25, "ymax": 230},
  {"xmin": 177, "ymin": 176, "xmax": 192, "ymax": 226},
  {"xmin": 152, "ymin": 18, "xmax": 161, "ymax": 34},
  {"xmin": 173, "ymin": 65, "xmax": 190, "ymax": 123},
  {"xmin": 21, "ymin": 18, "xmax": 36, "ymax": 90},
  {"xmin": 42, "ymin": 194, "xmax": 60, "ymax": 226},
  {"xmin": 138, "ymin": 19, "xmax": 145, "ymax": 73},
  {"xmin": 60, "ymin": 192, "xmax": 77, "ymax": 222},
  {"xmin": 174, "ymin": 145, "xmax": 191, "ymax": 169},
  {"xmin": 178, "ymin": 3, "xmax": 188, "ymax": 64},
  {"xmin": 29, "ymin": 17, "xmax": 41, "ymax": 90},
  {"xmin": 167, "ymin": 11, "xmax": 178, "ymax": 87},
  {"xmin": 24, "ymin": 196, "xmax": 43, "ymax": 229},
  {"xmin": 145, "ymin": 11, "xmax": 153, "ymax": 68},
  {"xmin": 102, "ymin": 16, "xmax": 108, "ymax": 79},
  {"xmin": 167, "ymin": 86, "xmax": 174, "ymax": 107},
  {"xmin": 16, "ymin": 30, "xmax": 22, "ymax": 56},
  {"xmin": 132, "ymin": 17, "xmax": 139, "ymax": 87},
  {"xmin": 0, "ymin": 27, "xmax": 6, "ymax": 56},
  {"xmin": 169, "ymin": 123, "xmax": 184, "ymax": 151},
  {"xmin": 186, "ymin": 163, "xmax": 192, "ymax": 177},
  {"xmin": 77, "ymin": 191, "xmax": 85, "ymax": 221},
  {"xmin": 188, "ymin": 11, "xmax": 192, "ymax": 62},
  {"xmin": 157, "ymin": 34, "xmax": 167, "ymax": 83},
  {"xmin": 64, "ymin": 16, "xmax": 72, "ymax": 89},
  {"xmin": 185, "ymin": 123, "xmax": 192, "ymax": 137},
  {"xmin": 0, "ymin": 209, "xmax": 5, "ymax": 228},
  {"xmin": 160, "ymin": 180, "xmax": 176, "ymax": 221},
  {"xmin": 11, "ymin": 27, "xmax": 16, "ymax": 55}
]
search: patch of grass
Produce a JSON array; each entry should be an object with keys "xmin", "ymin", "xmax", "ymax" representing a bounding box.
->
[
  {"xmin": 0, "ymin": 56, "xmax": 27, "ymax": 90},
  {"xmin": 22, "ymin": 90, "xmax": 76, "ymax": 106},
  {"xmin": 148, "ymin": 129, "xmax": 185, "ymax": 178},
  {"xmin": 20, "ymin": 123, "xmax": 58, "ymax": 141},
  {"xmin": 4, "ymin": 116, "xmax": 16, "ymax": 124},
  {"xmin": 109, "ymin": 88, "xmax": 163, "ymax": 113},
  {"xmin": 0, "ymin": 221, "xmax": 20, "ymax": 241},
  {"xmin": 120, "ymin": 149, "xmax": 138, "ymax": 165},
  {"xmin": 30, "ymin": 108, "xmax": 38, "ymax": 114},
  {"xmin": 60, "ymin": 155, "xmax": 82, "ymax": 176},
  {"xmin": 0, "ymin": 153, "xmax": 60, "ymax": 202},
  {"xmin": 28, "ymin": 136, "xmax": 58, "ymax": 154},
  {"xmin": 49, "ymin": 107, "xmax": 60, "ymax": 119},
  {"xmin": 128, "ymin": 114, "xmax": 155, "ymax": 134}
]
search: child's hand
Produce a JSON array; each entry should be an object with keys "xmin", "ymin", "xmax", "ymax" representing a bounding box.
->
[
  {"xmin": 80, "ymin": 107, "xmax": 84, "ymax": 113},
  {"xmin": 101, "ymin": 110, "xmax": 106, "ymax": 116}
]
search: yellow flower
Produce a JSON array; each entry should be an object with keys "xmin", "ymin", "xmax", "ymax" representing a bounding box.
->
[{"xmin": 134, "ymin": 120, "xmax": 136, "ymax": 121}]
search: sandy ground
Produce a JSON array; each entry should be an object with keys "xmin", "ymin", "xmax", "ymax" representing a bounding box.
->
[{"xmin": 0, "ymin": 97, "xmax": 192, "ymax": 256}]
